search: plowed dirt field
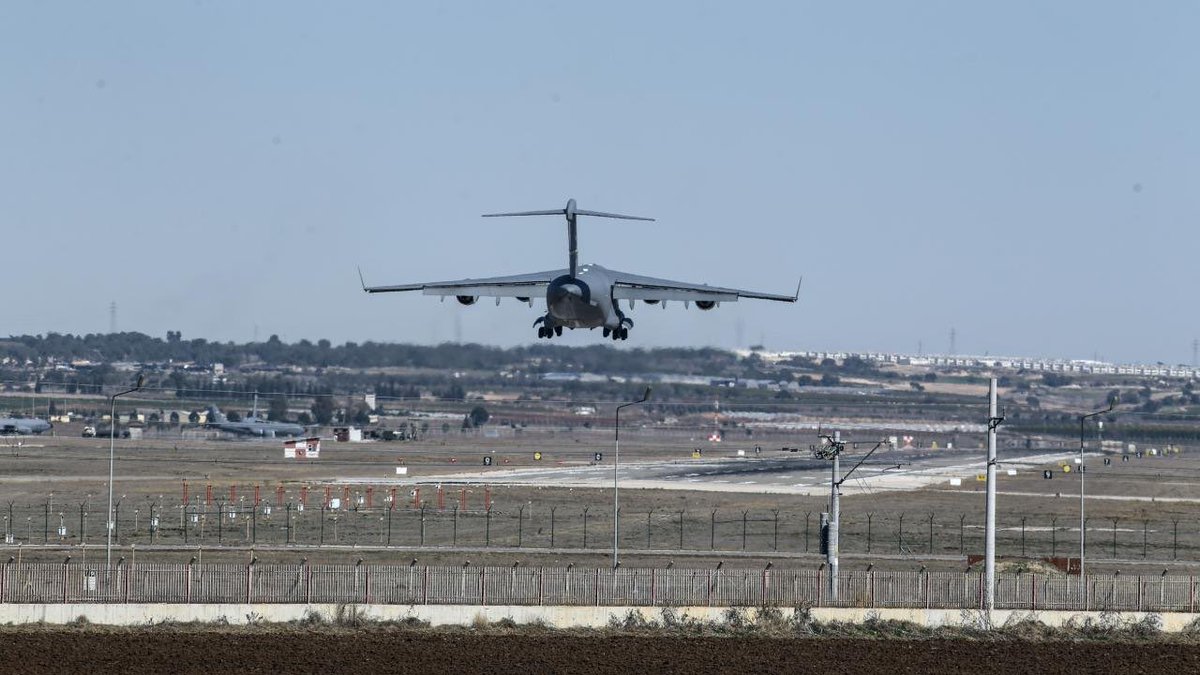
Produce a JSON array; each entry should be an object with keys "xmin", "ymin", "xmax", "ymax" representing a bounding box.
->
[{"xmin": 2, "ymin": 628, "xmax": 1198, "ymax": 674}]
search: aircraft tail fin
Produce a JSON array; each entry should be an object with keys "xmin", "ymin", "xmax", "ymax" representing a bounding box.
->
[{"xmin": 482, "ymin": 199, "xmax": 654, "ymax": 277}]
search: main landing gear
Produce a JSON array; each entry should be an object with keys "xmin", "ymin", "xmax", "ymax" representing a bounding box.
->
[
  {"xmin": 533, "ymin": 316, "xmax": 563, "ymax": 339},
  {"xmin": 603, "ymin": 316, "xmax": 634, "ymax": 341}
]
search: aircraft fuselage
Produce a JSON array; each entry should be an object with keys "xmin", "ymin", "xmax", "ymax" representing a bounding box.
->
[{"xmin": 544, "ymin": 265, "xmax": 623, "ymax": 330}]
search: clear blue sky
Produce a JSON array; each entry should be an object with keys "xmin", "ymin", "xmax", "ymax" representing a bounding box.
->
[{"xmin": 2, "ymin": 2, "xmax": 1196, "ymax": 363}]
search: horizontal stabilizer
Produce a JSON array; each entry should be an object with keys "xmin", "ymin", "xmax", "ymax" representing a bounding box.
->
[
  {"xmin": 481, "ymin": 209, "xmax": 565, "ymax": 218},
  {"xmin": 573, "ymin": 209, "xmax": 654, "ymax": 221}
]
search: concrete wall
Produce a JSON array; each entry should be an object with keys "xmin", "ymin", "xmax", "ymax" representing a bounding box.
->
[{"xmin": 0, "ymin": 603, "xmax": 1195, "ymax": 631}]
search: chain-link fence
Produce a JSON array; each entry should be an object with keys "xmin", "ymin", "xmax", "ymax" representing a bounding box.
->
[
  {"xmin": 3, "ymin": 492, "xmax": 1198, "ymax": 563},
  {"xmin": 1, "ymin": 563, "xmax": 1196, "ymax": 612}
]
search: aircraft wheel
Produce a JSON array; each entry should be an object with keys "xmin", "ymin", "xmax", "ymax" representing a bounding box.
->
[
  {"xmin": 554, "ymin": 326, "xmax": 563, "ymax": 337},
  {"xmin": 537, "ymin": 327, "xmax": 546, "ymax": 338}
]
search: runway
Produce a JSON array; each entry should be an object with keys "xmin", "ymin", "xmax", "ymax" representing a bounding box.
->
[{"xmin": 347, "ymin": 448, "xmax": 1083, "ymax": 496}]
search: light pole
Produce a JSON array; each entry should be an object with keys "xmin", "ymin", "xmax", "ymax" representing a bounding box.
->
[
  {"xmin": 614, "ymin": 387, "xmax": 651, "ymax": 569},
  {"xmin": 1079, "ymin": 396, "xmax": 1115, "ymax": 600},
  {"xmin": 107, "ymin": 374, "xmax": 144, "ymax": 568}
]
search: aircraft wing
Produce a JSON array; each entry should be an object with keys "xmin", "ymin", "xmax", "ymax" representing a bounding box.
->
[
  {"xmin": 360, "ymin": 269, "xmax": 564, "ymax": 298},
  {"xmin": 609, "ymin": 270, "xmax": 800, "ymax": 304}
]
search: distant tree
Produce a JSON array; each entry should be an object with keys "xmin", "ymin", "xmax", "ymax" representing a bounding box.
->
[
  {"xmin": 267, "ymin": 396, "xmax": 290, "ymax": 422},
  {"xmin": 311, "ymin": 396, "xmax": 336, "ymax": 425},
  {"xmin": 909, "ymin": 382, "xmax": 924, "ymax": 391},
  {"xmin": 1042, "ymin": 373, "xmax": 1072, "ymax": 387},
  {"xmin": 351, "ymin": 402, "xmax": 372, "ymax": 425},
  {"xmin": 441, "ymin": 422, "xmax": 450, "ymax": 434},
  {"xmin": 468, "ymin": 405, "xmax": 490, "ymax": 427},
  {"xmin": 820, "ymin": 373, "xmax": 840, "ymax": 387},
  {"xmin": 923, "ymin": 372, "xmax": 938, "ymax": 382},
  {"xmin": 1026, "ymin": 396, "xmax": 1040, "ymax": 408}
]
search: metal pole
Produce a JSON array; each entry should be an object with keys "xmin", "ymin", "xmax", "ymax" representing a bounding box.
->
[
  {"xmin": 985, "ymin": 378, "xmax": 999, "ymax": 613},
  {"xmin": 106, "ymin": 375, "xmax": 143, "ymax": 568},
  {"xmin": 613, "ymin": 388, "xmax": 650, "ymax": 569},
  {"xmin": 107, "ymin": 395, "xmax": 116, "ymax": 566},
  {"xmin": 1079, "ymin": 399, "xmax": 1114, "ymax": 600},
  {"xmin": 829, "ymin": 437, "xmax": 840, "ymax": 603}
]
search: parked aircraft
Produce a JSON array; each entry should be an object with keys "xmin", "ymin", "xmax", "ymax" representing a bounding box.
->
[
  {"xmin": 205, "ymin": 403, "xmax": 304, "ymax": 438},
  {"xmin": 0, "ymin": 417, "xmax": 52, "ymax": 435},
  {"xmin": 360, "ymin": 199, "xmax": 799, "ymax": 340}
]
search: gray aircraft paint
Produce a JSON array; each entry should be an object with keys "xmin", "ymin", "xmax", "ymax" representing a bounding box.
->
[
  {"xmin": 361, "ymin": 199, "xmax": 798, "ymax": 341},
  {"xmin": 0, "ymin": 417, "xmax": 52, "ymax": 435}
]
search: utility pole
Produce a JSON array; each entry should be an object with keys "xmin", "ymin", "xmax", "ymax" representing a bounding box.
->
[
  {"xmin": 984, "ymin": 378, "xmax": 1004, "ymax": 612},
  {"xmin": 1078, "ymin": 397, "xmax": 1116, "ymax": 600},
  {"xmin": 813, "ymin": 431, "xmax": 889, "ymax": 604}
]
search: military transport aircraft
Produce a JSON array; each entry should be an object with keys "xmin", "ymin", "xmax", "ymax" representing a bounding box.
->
[
  {"xmin": 360, "ymin": 199, "xmax": 799, "ymax": 340},
  {"xmin": 0, "ymin": 417, "xmax": 52, "ymax": 435},
  {"xmin": 205, "ymin": 403, "xmax": 305, "ymax": 438}
]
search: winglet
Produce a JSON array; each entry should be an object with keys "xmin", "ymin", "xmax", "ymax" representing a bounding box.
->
[
  {"xmin": 357, "ymin": 266, "xmax": 368, "ymax": 292},
  {"xmin": 793, "ymin": 276, "xmax": 803, "ymax": 301}
]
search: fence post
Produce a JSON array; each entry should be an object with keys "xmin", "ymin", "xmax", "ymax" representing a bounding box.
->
[
  {"xmin": 422, "ymin": 566, "xmax": 429, "ymax": 605},
  {"xmin": 185, "ymin": 562, "xmax": 192, "ymax": 604},
  {"xmin": 869, "ymin": 569, "xmax": 875, "ymax": 608},
  {"xmin": 761, "ymin": 568, "xmax": 768, "ymax": 607},
  {"xmin": 816, "ymin": 568, "xmax": 823, "ymax": 606},
  {"xmin": 706, "ymin": 569, "xmax": 712, "ymax": 606},
  {"xmin": 364, "ymin": 566, "xmax": 370, "ymax": 604},
  {"xmin": 1174, "ymin": 519, "xmax": 1179, "ymax": 560},
  {"xmin": 1190, "ymin": 576, "xmax": 1195, "ymax": 613},
  {"xmin": 772, "ymin": 510, "xmax": 779, "ymax": 552},
  {"xmin": 595, "ymin": 568, "xmax": 601, "ymax": 606},
  {"xmin": 741, "ymin": 510, "xmax": 748, "ymax": 551},
  {"xmin": 678, "ymin": 510, "xmax": 684, "ymax": 550},
  {"xmin": 1031, "ymin": 574, "xmax": 1037, "ymax": 611},
  {"xmin": 710, "ymin": 510, "xmax": 717, "ymax": 550},
  {"xmin": 925, "ymin": 571, "xmax": 931, "ymax": 609},
  {"xmin": 62, "ymin": 562, "xmax": 69, "ymax": 603},
  {"xmin": 538, "ymin": 568, "xmax": 544, "ymax": 606},
  {"xmin": 651, "ymin": 568, "xmax": 657, "ymax": 606},
  {"xmin": 1137, "ymin": 576, "xmax": 1143, "ymax": 612},
  {"xmin": 246, "ymin": 563, "xmax": 252, "ymax": 603},
  {"xmin": 958, "ymin": 514, "xmax": 965, "ymax": 556}
]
